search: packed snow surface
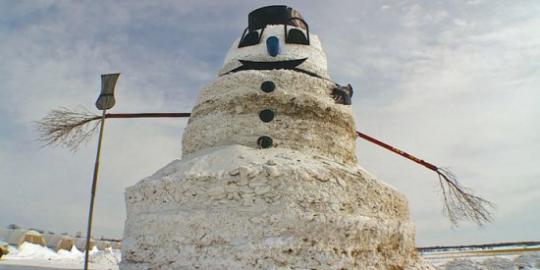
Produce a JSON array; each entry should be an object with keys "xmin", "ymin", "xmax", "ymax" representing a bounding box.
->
[
  {"xmin": 1, "ymin": 242, "xmax": 539, "ymax": 269},
  {"xmin": 0, "ymin": 243, "xmax": 120, "ymax": 269},
  {"xmin": 423, "ymin": 249, "xmax": 540, "ymax": 270}
]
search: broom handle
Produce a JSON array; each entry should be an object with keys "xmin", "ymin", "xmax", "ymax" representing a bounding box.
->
[
  {"xmin": 355, "ymin": 131, "xmax": 438, "ymax": 172},
  {"xmin": 84, "ymin": 110, "xmax": 106, "ymax": 270},
  {"xmin": 102, "ymin": 113, "xmax": 439, "ymax": 172},
  {"xmin": 105, "ymin": 112, "xmax": 191, "ymax": 119}
]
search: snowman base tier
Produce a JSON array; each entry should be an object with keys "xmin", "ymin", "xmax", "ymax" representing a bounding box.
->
[{"xmin": 121, "ymin": 146, "xmax": 433, "ymax": 270}]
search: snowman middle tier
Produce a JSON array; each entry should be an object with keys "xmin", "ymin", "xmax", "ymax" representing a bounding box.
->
[{"xmin": 182, "ymin": 69, "xmax": 357, "ymax": 164}]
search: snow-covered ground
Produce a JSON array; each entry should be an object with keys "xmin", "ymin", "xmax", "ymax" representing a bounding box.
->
[
  {"xmin": 0, "ymin": 243, "xmax": 119, "ymax": 270},
  {"xmin": 422, "ymin": 246, "xmax": 540, "ymax": 270},
  {"xmin": 1, "ymin": 242, "xmax": 539, "ymax": 270}
]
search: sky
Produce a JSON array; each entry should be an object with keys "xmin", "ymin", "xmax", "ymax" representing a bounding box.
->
[{"xmin": 0, "ymin": 0, "xmax": 539, "ymax": 246}]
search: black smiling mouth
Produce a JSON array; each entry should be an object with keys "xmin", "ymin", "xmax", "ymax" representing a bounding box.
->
[
  {"xmin": 228, "ymin": 58, "xmax": 307, "ymax": 73},
  {"xmin": 224, "ymin": 58, "xmax": 323, "ymax": 79}
]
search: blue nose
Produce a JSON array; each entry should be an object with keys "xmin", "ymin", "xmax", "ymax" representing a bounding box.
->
[{"xmin": 266, "ymin": 36, "xmax": 280, "ymax": 57}]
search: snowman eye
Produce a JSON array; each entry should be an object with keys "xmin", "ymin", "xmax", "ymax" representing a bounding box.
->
[
  {"xmin": 284, "ymin": 18, "xmax": 310, "ymax": 45},
  {"xmin": 238, "ymin": 27, "xmax": 266, "ymax": 48}
]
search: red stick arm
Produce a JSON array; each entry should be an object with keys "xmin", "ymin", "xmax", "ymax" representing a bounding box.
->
[{"xmin": 355, "ymin": 131, "xmax": 438, "ymax": 172}]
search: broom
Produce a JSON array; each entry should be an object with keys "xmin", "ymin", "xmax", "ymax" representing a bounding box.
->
[{"xmin": 356, "ymin": 131, "xmax": 493, "ymax": 226}]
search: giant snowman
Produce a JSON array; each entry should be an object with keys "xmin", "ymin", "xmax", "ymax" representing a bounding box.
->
[{"xmin": 121, "ymin": 6, "xmax": 434, "ymax": 270}]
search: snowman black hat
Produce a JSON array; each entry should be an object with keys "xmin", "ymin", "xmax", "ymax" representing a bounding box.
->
[
  {"xmin": 239, "ymin": 5, "xmax": 310, "ymax": 48},
  {"xmin": 248, "ymin": 5, "xmax": 307, "ymax": 31}
]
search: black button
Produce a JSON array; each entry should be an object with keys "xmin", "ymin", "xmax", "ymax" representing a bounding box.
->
[
  {"xmin": 261, "ymin": 81, "xmax": 275, "ymax": 93},
  {"xmin": 259, "ymin": 109, "xmax": 275, "ymax": 122},
  {"xmin": 257, "ymin": 136, "xmax": 273, "ymax": 148}
]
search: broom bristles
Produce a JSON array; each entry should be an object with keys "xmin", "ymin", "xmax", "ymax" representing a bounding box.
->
[
  {"xmin": 36, "ymin": 107, "xmax": 101, "ymax": 152},
  {"xmin": 437, "ymin": 167, "xmax": 494, "ymax": 226}
]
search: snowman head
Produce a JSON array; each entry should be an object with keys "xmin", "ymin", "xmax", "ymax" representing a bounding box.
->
[{"xmin": 218, "ymin": 5, "xmax": 329, "ymax": 79}]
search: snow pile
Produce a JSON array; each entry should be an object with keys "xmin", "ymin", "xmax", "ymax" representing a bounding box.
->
[
  {"xmin": 91, "ymin": 248, "xmax": 121, "ymax": 265},
  {"xmin": 2, "ymin": 242, "xmax": 120, "ymax": 268},
  {"xmin": 481, "ymin": 257, "xmax": 514, "ymax": 270},
  {"xmin": 5, "ymin": 242, "xmax": 59, "ymax": 261},
  {"xmin": 56, "ymin": 246, "xmax": 84, "ymax": 260},
  {"xmin": 435, "ymin": 252, "xmax": 540, "ymax": 270},
  {"xmin": 439, "ymin": 259, "xmax": 481, "ymax": 270},
  {"xmin": 514, "ymin": 252, "xmax": 540, "ymax": 269}
]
